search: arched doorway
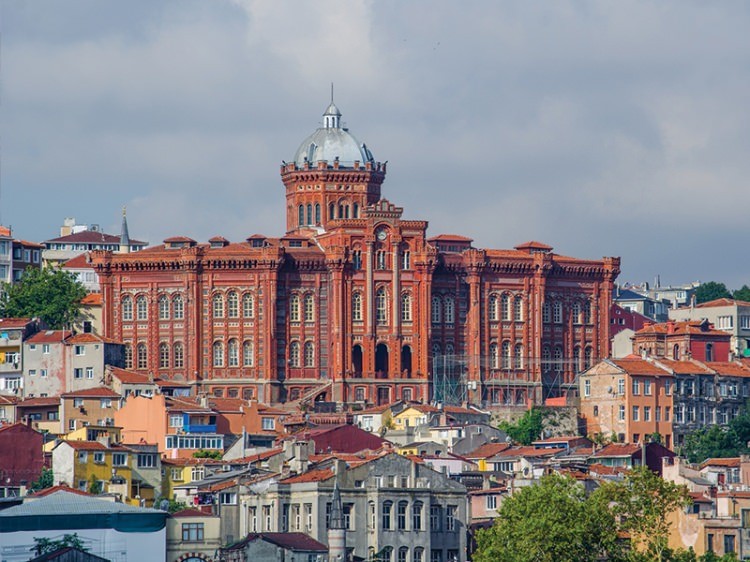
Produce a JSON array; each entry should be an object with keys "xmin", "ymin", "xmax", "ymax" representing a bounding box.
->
[
  {"xmin": 375, "ymin": 343, "xmax": 389, "ymax": 377},
  {"xmin": 352, "ymin": 344, "xmax": 363, "ymax": 376},
  {"xmin": 401, "ymin": 345, "xmax": 412, "ymax": 378}
]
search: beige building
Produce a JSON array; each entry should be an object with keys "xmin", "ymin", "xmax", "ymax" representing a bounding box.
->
[
  {"xmin": 670, "ymin": 298, "xmax": 750, "ymax": 359},
  {"xmin": 166, "ymin": 509, "xmax": 222, "ymax": 562}
]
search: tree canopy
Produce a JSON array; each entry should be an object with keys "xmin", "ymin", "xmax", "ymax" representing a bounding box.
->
[
  {"xmin": 694, "ymin": 281, "xmax": 732, "ymax": 304},
  {"xmin": 681, "ymin": 405, "xmax": 750, "ymax": 463},
  {"xmin": 498, "ymin": 407, "xmax": 547, "ymax": 445},
  {"xmin": 733, "ymin": 284, "xmax": 750, "ymax": 302},
  {"xmin": 0, "ymin": 267, "xmax": 87, "ymax": 329}
]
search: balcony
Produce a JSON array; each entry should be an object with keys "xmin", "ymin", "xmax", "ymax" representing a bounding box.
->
[{"xmin": 183, "ymin": 423, "xmax": 216, "ymax": 434}]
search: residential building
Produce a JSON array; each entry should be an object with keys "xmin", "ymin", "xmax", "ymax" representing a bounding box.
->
[
  {"xmin": 103, "ymin": 365, "xmax": 158, "ymax": 399},
  {"xmin": 23, "ymin": 331, "xmax": 124, "ymax": 398},
  {"xmin": 16, "ymin": 396, "xmax": 61, "ymax": 434},
  {"xmin": 610, "ymin": 304, "xmax": 652, "ymax": 358},
  {"xmin": 0, "ymin": 490, "xmax": 168, "ymax": 562},
  {"xmin": 91, "ymin": 100, "xmax": 620, "ymax": 407},
  {"xmin": 589, "ymin": 442, "xmax": 675, "ymax": 475},
  {"xmin": 633, "ymin": 319, "xmax": 732, "ymax": 363},
  {"xmin": 60, "ymin": 387, "xmax": 122, "ymax": 434},
  {"xmin": 0, "ymin": 226, "xmax": 12, "ymax": 285},
  {"xmin": 42, "ymin": 214, "xmax": 146, "ymax": 267},
  {"xmin": 0, "ymin": 423, "xmax": 44, "ymax": 498},
  {"xmin": 0, "ymin": 395, "xmax": 18, "ymax": 424},
  {"xmin": 0, "ymin": 318, "xmax": 39, "ymax": 395},
  {"xmin": 670, "ymin": 298, "xmax": 750, "ymax": 358},
  {"xmin": 220, "ymin": 532, "xmax": 329, "ymax": 562},
  {"xmin": 614, "ymin": 287, "xmax": 670, "ymax": 322},
  {"xmin": 166, "ymin": 509, "xmax": 222, "ymax": 562},
  {"xmin": 240, "ymin": 452, "xmax": 468, "ymax": 561},
  {"xmin": 10, "ymin": 239, "xmax": 42, "ymax": 283},
  {"xmin": 61, "ymin": 253, "xmax": 99, "ymax": 292}
]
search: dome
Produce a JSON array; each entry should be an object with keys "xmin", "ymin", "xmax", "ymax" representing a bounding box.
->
[{"xmin": 293, "ymin": 103, "xmax": 375, "ymax": 167}]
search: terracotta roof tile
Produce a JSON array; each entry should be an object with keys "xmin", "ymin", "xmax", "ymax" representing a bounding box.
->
[
  {"xmin": 0, "ymin": 318, "xmax": 35, "ymax": 329},
  {"xmin": 46, "ymin": 231, "xmax": 145, "ymax": 245},
  {"xmin": 17, "ymin": 397, "xmax": 61, "ymax": 408},
  {"xmin": 656, "ymin": 359, "xmax": 713, "ymax": 374},
  {"xmin": 697, "ymin": 298, "xmax": 750, "ymax": 308},
  {"xmin": 701, "ymin": 457, "xmax": 741, "ymax": 468},
  {"xmin": 278, "ymin": 468, "xmax": 334, "ymax": 484},
  {"xmin": 610, "ymin": 358, "xmax": 671, "ymax": 376},
  {"xmin": 81, "ymin": 293, "xmax": 103, "ymax": 305},
  {"xmin": 31, "ymin": 484, "xmax": 93, "ymax": 497},
  {"xmin": 466, "ymin": 442, "xmax": 511, "ymax": 459},
  {"xmin": 108, "ymin": 367, "xmax": 151, "ymax": 384},
  {"xmin": 27, "ymin": 330, "xmax": 71, "ymax": 344},
  {"xmin": 62, "ymin": 387, "xmax": 121, "ymax": 398},
  {"xmin": 591, "ymin": 443, "xmax": 642, "ymax": 458},
  {"xmin": 705, "ymin": 362, "xmax": 750, "ymax": 377},
  {"xmin": 62, "ymin": 254, "xmax": 93, "ymax": 269}
]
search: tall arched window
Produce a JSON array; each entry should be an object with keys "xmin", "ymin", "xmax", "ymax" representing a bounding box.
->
[
  {"xmin": 228, "ymin": 339, "xmax": 239, "ymax": 367},
  {"xmin": 514, "ymin": 344, "xmax": 524, "ymax": 369},
  {"xmin": 298, "ymin": 205, "xmax": 304, "ymax": 226},
  {"xmin": 542, "ymin": 302, "xmax": 551, "ymax": 323},
  {"xmin": 542, "ymin": 346, "xmax": 551, "ymax": 370},
  {"xmin": 159, "ymin": 343, "xmax": 170, "ymax": 368},
  {"xmin": 124, "ymin": 344, "xmax": 133, "ymax": 369},
  {"xmin": 243, "ymin": 293, "xmax": 254, "ymax": 318},
  {"xmin": 122, "ymin": 296, "xmax": 133, "ymax": 321},
  {"xmin": 584, "ymin": 347, "xmax": 593, "ymax": 370},
  {"xmin": 329, "ymin": 203, "xmax": 335, "ymax": 220},
  {"xmin": 304, "ymin": 341, "xmax": 315, "ymax": 367},
  {"xmin": 376, "ymin": 287, "xmax": 387, "ymax": 324},
  {"xmin": 213, "ymin": 341, "xmax": 224, "ymax": 367},
  {"xmin": 501, "ymin": 341, "xmax": 511, "ymax": 369},
  {"xmin": 353, "ymin": 203, "xmax": 359, "ymax": 218},
  {"xmin": 514, "ymin": 295, "xmax": 524, "ymax": 321},
  {"xmin": 289, "ymin": 341, "xmax": 300, "ymax": 368},
  {"xmin": 554, "ymin": 346, "xmax": 563, "ymax": 372},
  {"xmin": 445, "ymin": 342, "xmax": 455, "ymax": 357},
  {"xmin": 501, "ymin": 294, "xmax": 511, "ymax": 321},
  {"xmin": 572, "ymin": 302, "xmax": 582, "ymax": 324},
  {"xmin": 304, "ymin": 294, "xmax": 315, "ymax": 322},
  {"xmin": 136, "ymin": 296, "xmax": 148, "ymax": 321},
  {"xmin": 382, "ymin": 501, "xmax": 393, "ymax": 530},
  {"xmin": 243, "ymin": 340, "xmax": 254, "ymax": 367},
  {"xmin": 315, "ymin": 203, "xmax": 321, "ymax": 225},
  {"xmin": 489, "ymin": 294, "xmax": 498, "ymax": 322},
  {"xmin": 401, "ymin": 293, "xmax": 412, "ymax": 322},
  {"xmin": 444, "ymin": 297, "xmax": 455, "ymax": 324},
  {"xmin": 306, "ymin": 203, "xmax": 312, "ymax": 225},
  {"xmin": 158, "ymin": 295, "xmax": 170, "ymax": 320},
  {"xmin": 553, "ymin": 301, "xmax": 563, "ymax": 324},
  {"xmin": 432, "ymin": 343, "xmax": 441, "ymax": 357},
  {"xmin": 490, "ymin": 343, "xmax": 498, "ymax": 369},
  {"xmin": 137, "ymin": 343, "xmax": 147, "ymax": 369},
  {"xmin": 431, "ymin": 296, "xmax": 441, "ymax": 324},
  {"xmin": 290, "ymin": 294, "xmax": 300, "ymax": 322},
  {"xmin": 673, "ymin": 344, "xmax": 680, "ymax": 360},
  {"xmin": 173, "ymin": 294, "xmax": 184, "ymax": 320},
  {"xmin": 227, "ymin": 292, "xmax": 239, "ymax": 318},
  {"xmin": 573, "ymin": 346, "xmax": 581, "ymax": 371},
  {"xmin": 352, "ymin": 293, "xmax": 362, "ymax": 321},
  {"xmin": 213, "ymin": 293, "xmax": 224, "ymax": 318},
  {"xmin": 173, "ymin": 342, "xmax": 184, "ymax": 368},
  {"xmin": 583, "ymin": 300, "xmax": 592, "ymax": 324}
]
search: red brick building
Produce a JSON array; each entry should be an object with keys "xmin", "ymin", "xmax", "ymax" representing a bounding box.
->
[{"xmin": 91, "ymin": 101, "xmax": 620, "ymax": 407}]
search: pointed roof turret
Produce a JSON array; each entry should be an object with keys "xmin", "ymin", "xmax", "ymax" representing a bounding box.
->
[
  {"xmin": 323, "ymin": 84, "xmax": 342, "ymax": 129},
  {"xmin": 328, "ymin": 478, "xmax": 345, "ymax": 530},
  {"xmin": 119, "ymin": 207, "xmax": 131, "ymax": 253}
]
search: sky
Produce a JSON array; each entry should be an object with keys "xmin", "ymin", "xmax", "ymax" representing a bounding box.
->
[{"xmin": 1, "ymin": 1, "xmax": 748, "ymax": 289}]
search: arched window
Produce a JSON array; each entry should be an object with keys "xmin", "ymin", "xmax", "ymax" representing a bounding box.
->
[
  {"xmin": 673, "ymin": 344, "xmax": 680, "ymax": 360},
  {"xmin": 514, "ymin": 295, "xmax": 524, "ymax": 321},
  {"xmin": 228, "ymin": 339, "xmax": 239, "ymax": 367},
  {"xmin": 490, "ymin": 343, "xmax": 498, "ymax": 369},
  {"xmin": 706, "ymin": 343, "xmax": 714, "ymax": 362},
  {"xmin": 501, "ymin": 294, "xmax": 511, "ymax": 321},
  {"xmin": 158, "ymin": 295, "xmax": 170, "ymax": 320},
  {"xmin": 583, "ymin": 300, "xmax": 592, "ymax": 324},
  {"xmin": 542, "ymin": 346, "xmax": 551, "ymax": 370},
  {"xmin": 397, "ymin": 501, "xmax": 408, "ymax": 530},
  {"xmin": 413, "ymin": 547, "xmax": 424, "ymax": 562},
  {"xmin": 304, "ymin": 341, "xmax": 315, "ymax": 367},
  {"xmin": 432, "ymin": 343, "xmax": 441, "ymax": 357},
  {"xmin": 298, "ymin": 205, "xmax": 304, "ymax": 226},
  {"xmin": 304, "ymin": 294, "xmax": 315, "ymax": 322},
  {"xmin": 572, "ymin": 302, "xmax": 582, "ymax": 324},
  {"xmin": 329, "ymin": 203, "xmax": 335, "ymax": 220},
  {"xmin": 501, "ymin": 341, "xmax": 511, "ymax": 369},
  {"xmin": 445, "ymin": 342, "xmax": 455, "ymax": 357},
  {"xmin": 352, "ymin": 293, "xmax": 362, "ymax": 321},
  {"xmin": 243, "ymin": 293, "xmax": 254, "ymax": 318},
  {"xmin": 137, "ymin": 343, "xmax": 147, "ymax": 369},
  {"xmin": 376, "ymin": 287, "xmax": 388, "ymax": 324},
  {"xmin": 444, "ymin": 297, "xmax": 455, "ymax": 324},
  {"xmin": 489, "ymin": 294, "xmax": 498, "ymax": 322},
  {"xmin": 431, "ymin": 296, "xmax": 442, "ymax": 324},
  {"xmin": 173, "ymin": 342, "xmax": 184, "ymax": 368},
  {"xmin": 573, "ymin": 346, "xmax": 581, "ymax": 372},
  {"xmin": 554, "ymin": 346, "xmax": 563, "ymax": 372},
  {"xmin": 159, "ymin": 343, "xmax": 170, "ymax": 368},
  {"xmin": 290, "ymin": 294, "xmax": 300, "ymax": 322},
  {"xmin": 227, "ymin": 291, "xmax": 239, "ymax": 318},
  {"xmin": 306, "ymin": 203, "xmax": 312, "ymax": 225},
  {"xmin": 315, "ymin": 203, "xmax": 321, "ymax": 225},
  {"xmin": 398, "ymin": 547, "xmax": 409, "ymax": 562},
  {"xmin": 382, "ymin": 501, "xmax": 393, "ymax": 530},
  {"xmin": 353, "ymin": 203, "xmax": 359, "ymax": 218},
  {"xmin": 514, "ymin": 344, "xmax": 524, "ymax": 369},
  {"xmin": 401, "ymin": 250, "xmax": 410, "ymax": 270},
  {"xmin": 542, "ymin": 301, "xmax": 551, "ymax": 323},
  {"xmin": 289, "ymin": 341, "xmax": 300, "ymax": 368},
  {"xmin": 173, "ymin": 294, "xmax": 184, "ymax": 320},
  {"xmin": 584, "ymin": 347, "xmax": 593, "ymax": 370},
  {"xmin": 212, "ymin": 293, "xmax": 224, "ymax": 318},
  {"xmin": 401, "ymin": 293, "xmax": 412, "ymax": 322},
  {"xmin": 213, "ymin": 341, "xmax": 224, "ymax": 367},
  {"xmin": 243, "ymin": 340, "xmax": 254, "ymax": 367},
  {"xmin": 124, "ymin": 344, "xmax": 133, "ymax": 369},
  {"xmin": 122, "ymin": 296, "xmax": 133, "ymax": 321},
  {"xmin": 136, "ymin": 296, "xmax": 148, "ymax": 321},
  {"xmin": 553, "ymin": 301, "xmax": 563, "ymax": 324}
]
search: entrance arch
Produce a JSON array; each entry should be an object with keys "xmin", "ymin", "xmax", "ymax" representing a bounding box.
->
[
  {"xmin": 401, "ymin": 345, "xmax": 412, "ymax": 377},
  {"xmin": 352, "ymin": 344, "xmax": 363, "ymax": 376},
  {"xmin": 375, "ymin": 343, "xmax": 389, "ymax": 377}
]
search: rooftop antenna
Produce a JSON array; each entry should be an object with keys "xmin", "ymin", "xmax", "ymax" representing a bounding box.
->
[{"xmin": 331, "ymin": 82, "xmax": 334, "ymax": 103}]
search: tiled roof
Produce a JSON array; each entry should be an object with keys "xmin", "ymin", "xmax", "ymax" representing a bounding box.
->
[
  {"xmin": 514, "ymin": 240, "xmax": 553, "ymax": 252},
  {"xmin": 81, "ymin": 293, "xmax": 102, "ymax": 305},
  {"xmin": 163, "ymin": 236, "xmax": 196, "ymax": 243},
  {"xmin": 0, "ymin": 395, "xmax": 18, "ymax": 405},
  {"xmin": 0, "ymin": 225, "xmax": 10, "ymax": 236},
  {"xmin": 428, "ymin": 234, "xmax": 474, "ymax": 242},
  {"xmin": 227, "ymin": 532, "xmax": 328, "ymax": 553},
  {"xmin": 466, "ymin": 442, "xmax": 511, "ymax": 459},
  {"xmin": 62, "ymin": 387, "xmax": 121, "ymax": 398},
  {"xmin": 591, "ymin": 443, "xmax": 642, "ymax": 458},
  {"xmin": 161, "ymin": 457, "xmax": 224, "ymax": 467},
  {"xmin": 697, "ymin": 298, "xmax": 750, "ymax": 308},
  {"xmin": 57, "ymin": 440, "xmax": 110, "ymax": 451},
  {"xmin": 109, "ymin": 367, "xmax": 151, "ymax": 384},
  {"xmin": 61, "ymin": 253, "xmax": 92, "ymax": 269},
  {"xmin": 657, "ymin": 359, "xmax": 713, "ymax": 374},
  {"xmin": 66, "ymin": 333, "xmax": 120, "ymax": 344},
  {"xmin": 15, "ymin": 239, "xmax": 43, "ymax": 249},
  {"xmin": 30, "ymin": 484, "xmax": 93, "ymax": 497},
  {"xmin": 705, "ymin": 362, "xmax": 750, "ymax": 377},
  {"xmin": 45, "ymin": 231, "xmax": 145, "ymax": 245},
  {"xmin": 610, "ymin": 358, "xmax": 671, "ymax": 376},
  {"xmin": 278, "ymin": 468, "xmax": 334, "ymax": 484},
  {"xmin": 0, "ymin": 318, "xmax": 34, "ymax": 329},
  {"xmin": 588, "ymin": 463, "xmax": 629, "ymax": 476},
  {"xmin": 495, "ymin": 446, "xmax": 558, "ymax": 458},
  {"xmin": 208, "ymin": 398, "xmax": 247, "ymax": 412},
  {"xmin": 701, "ymin": 457, "xmax": 741, "ymax": 468},
  {"xmin": 355, "ymin": 403, "xmax": 392, "ymax": 414},
  {"xmin": 167, "ymin": 396, "xmax": 212, "ymax": 413},
  {"xmin": 17, "ymin": 397, "xmax": 61, "ymax": 408},
  {"xmin": 636, "ymin": 320, "xmax": 728, "ymax": 337},
  {"xmin": 27, "ymin": 330, "xmax": 71, "ymax": 344}
]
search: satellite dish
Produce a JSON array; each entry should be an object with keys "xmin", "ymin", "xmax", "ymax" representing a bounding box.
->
[{"xmin": 607, "ymin": 386, "xmax": 613, "ymax": 394}]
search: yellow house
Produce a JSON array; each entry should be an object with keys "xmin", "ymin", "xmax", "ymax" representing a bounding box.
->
[
  {"xmin": 391, "ymin": 405, "xmax": 435, "ymax": 430},
  {"xmin": 43, "ymin": 424, "xmax": 122, "ymax": 453},
  {"xmin": 161, "ymin": 457, "xmax": 223, "ymax": 500},
  {"xmin": 51, "ymin": 440, "xmax": 134, "ymax": 501}
]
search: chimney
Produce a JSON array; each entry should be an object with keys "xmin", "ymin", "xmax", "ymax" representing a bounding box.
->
[{"xmin": 667, "ymin": 320, "xmax": 675, "ymax": 335}]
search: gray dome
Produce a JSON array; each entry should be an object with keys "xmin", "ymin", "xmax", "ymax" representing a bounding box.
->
[{"xmin": 293, "ymin": 103, "xmax": 375, "ymax": 167}]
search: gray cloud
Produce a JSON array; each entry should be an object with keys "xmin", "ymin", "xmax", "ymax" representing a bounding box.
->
[{"xmin": 2, "ymin": 0, "xmax": 748, "ymax": 288}]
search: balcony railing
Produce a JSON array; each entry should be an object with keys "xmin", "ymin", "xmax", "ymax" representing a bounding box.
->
[{"xmin": 183, "ymin": 424, "xmax": 216, "ymax": 434}]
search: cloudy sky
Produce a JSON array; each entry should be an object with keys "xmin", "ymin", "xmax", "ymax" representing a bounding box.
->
[{"xmin": 1, "ymin": 1, "xmax": 748, "ymax": 288}]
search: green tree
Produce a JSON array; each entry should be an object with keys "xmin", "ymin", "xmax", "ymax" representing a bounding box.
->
[
  {"xmin": 600, "ymin": 466, "xmax": 691, "ymax": 562},
  {"xmin": 0, "ymin": 267, "xmax": 87, "ymax": 329},
  {"xmin": 694, "ymin": 281, "xmax": 732, "ymax": 304},
  {"xmin": 192, "ymin": 449, "xmax": 222, "ymax": 459},
  {"xmin": 154, "ymin": 496, "xmax": 188, "ymax": 513},
  {"xmin": 681, "ymin": 404, "xmax": 750, "ymax": 463},
  {"xmin": 474, "ymin": 474, "xmax": 623, "ymax": 562},
  {"xmin": 499, "ymin": 407, "xmax": 546, "ymax": 445},
  {"xmin": 88, "ymin": 475, "xmax": 103, "ymax": 494},
  {"xmin": 31, "ymin": 533, "xmax": 87, "ymax": 556},
  {"xmin": 31, "ymin": 467, "xmax": 54, "ymax": 491},
  {"xmin": 733, "ymin": 285, "xmax": 750, "ymax": 302}
]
